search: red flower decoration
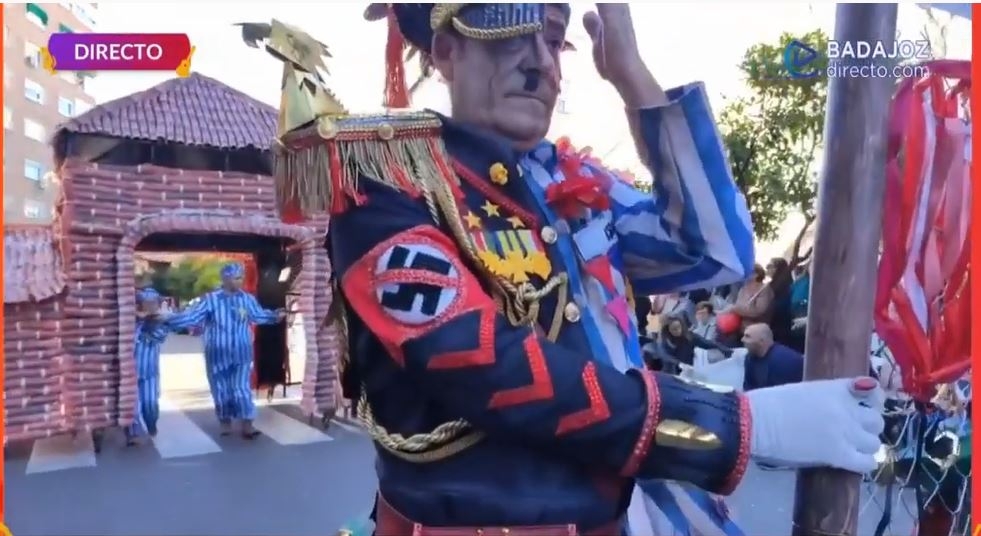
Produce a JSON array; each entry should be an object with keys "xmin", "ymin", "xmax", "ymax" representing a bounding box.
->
[
  {"xmin": 547, "ymin": 137, "xmax": 611, "ymax": 219},
  {"xmin": 545, "ymin": 176, "xmax": 610, "ymax": 220}
]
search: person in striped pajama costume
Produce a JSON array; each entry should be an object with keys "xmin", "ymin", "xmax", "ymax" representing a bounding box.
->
[
  {"xmin": 168, "ymin": 262, "xmax": 286, "ymax": 439},
  {"xmin": 127, "ymin": 287, "xmax": 173, "ymax": 446}
]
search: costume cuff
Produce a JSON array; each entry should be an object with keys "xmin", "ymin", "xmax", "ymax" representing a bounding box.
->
[
  {"xmin": 720, "ymin": 393, "xmax": 752, "ymax": 495},
  {"xmin": 631, "ymin": 374, "xmax": 750, "ymax": 495},
  {"xmin": 620, "ymin": 369, "xmax": 660, "ymax": 476}
]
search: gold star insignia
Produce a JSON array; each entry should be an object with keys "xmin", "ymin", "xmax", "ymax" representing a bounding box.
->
[
  {"xmin": 464, "ymin": 211, "xmax": 482, "ymax": 229},
  {"xmin": 481, "ymin": 201, "xmax": 500, "ymax": 217},
  {"xmin": 506, "ymin": 216, "xmax": 525, "ymax": 229}
]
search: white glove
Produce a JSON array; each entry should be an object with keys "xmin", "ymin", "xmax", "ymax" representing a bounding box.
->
[{"xmin": 746, "ymin": 377, "xmax": 885, "ymax": 474}]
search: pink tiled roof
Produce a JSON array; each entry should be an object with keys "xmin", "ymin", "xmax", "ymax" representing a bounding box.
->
[
  {"xmin": 56, "ymin": 73, "xmax": 277, "ymax": 150},
  {"xmin": 4, "ymin": 226, "xmax": 66, "ymax": 304}
]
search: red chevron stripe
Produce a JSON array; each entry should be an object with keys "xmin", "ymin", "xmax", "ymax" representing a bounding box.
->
[
  {"xmin": 555, "ymin": 362, "xmax": 611, "ymax": 436},
  {"xmin": 487, "ymin": 334, "xmax": 554, "ymax": 409}
]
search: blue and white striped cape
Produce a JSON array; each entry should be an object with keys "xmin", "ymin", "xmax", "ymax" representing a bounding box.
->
[{"xmin": 520, "ymin": 82, "xmax": 753, "ymax": 536}]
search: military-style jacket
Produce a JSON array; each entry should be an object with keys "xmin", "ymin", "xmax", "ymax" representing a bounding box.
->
[{"xmin": 281, "ymin": 83, "xmax": 755, "ymax": 530}]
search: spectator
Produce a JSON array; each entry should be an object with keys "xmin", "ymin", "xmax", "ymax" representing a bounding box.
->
[
  {"xmin": 692, "ymin": 302, "xmax": 727, "ymax": 363},
  {"xmin": 790, "ymin": 263, "xmax": 810, "ymax": 316},
  {"xmin": 653, "ymin": 316, "xmax": 732, "ymax": 373},
  {"xmin": 724, "ymin": 264, "xmax": 774, "ymax": 332},
  {"xmin": 692, "ymin": 301, "xmax": 718, "ymax": 341},
  {"xmin": 787, "ymin": 263, "xmax": 811, "ymax": 352},
  {"xmin": 741, "ymin": 323, "xmax": 804, "ymax": 391},
  {"xmin": 650, "ymin": 292, "xmax": 693, "ymax": 332},
  {"xmin": 766, "ymin": 258, "xmax": 795, "ymax": 346}
]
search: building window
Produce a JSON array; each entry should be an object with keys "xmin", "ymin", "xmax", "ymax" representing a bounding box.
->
[
  {"xmin": 70, "ymin": 2, "xmax": 97, "ymax": 28},
  {"xmin": 59, "ymin": 24, "xmax": 73, "ymax": 33},
  {"xmin": 23, "ymin": 200, "xmax": 45, "ymax": 220},
  {"xmin": 4, "ymin": 107, "xmax": 11, "ymax": 130},
  {"xmin": 74, "ymin": 98, "xmax": 93, "ymax": 115},
  {"xmin": 24, "ymin": 79, "xmax": 45, "ymax": 104},
  {"xmin": 26, "ymin": 4, "xmax": 50, "ymax": 29},
  {"xmin": 24, "ymin": 160, "xmax": 44, "ymax": 181},
  {"xmin": 58, "ymin": 97, "xmax": 76, "ymax": 117},
  {"xmin": 24, "ymin": 41, "xmax": 42, "ymax": 68},
  {"xmin": 24, "ymin": 119, "xmax": 46, "ymax": 142}
]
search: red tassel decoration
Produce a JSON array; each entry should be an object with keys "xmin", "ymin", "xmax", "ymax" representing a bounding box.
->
[{"xmin": 383, "ymin": 8, "xmax": 410, "ymax": 109}]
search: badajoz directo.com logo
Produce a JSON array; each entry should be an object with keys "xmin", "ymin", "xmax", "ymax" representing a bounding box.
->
[{"xmin": 783, "ymin": 40, "xmax": 820, "ymax": 79}]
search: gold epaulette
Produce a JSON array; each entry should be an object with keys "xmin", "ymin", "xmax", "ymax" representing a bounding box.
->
[{"xmin": 273, "ymin": 111, "xmax": 455, "ymax": 218}]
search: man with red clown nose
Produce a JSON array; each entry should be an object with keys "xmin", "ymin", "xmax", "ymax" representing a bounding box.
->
[{"xmin": 274, "ymin": 4, "xmax": 885, "ymax": 535}]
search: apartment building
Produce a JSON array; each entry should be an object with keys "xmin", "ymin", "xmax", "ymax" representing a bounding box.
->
[{"xmin": 4, "ymin": 2, "xmax": 97, "ymax": 224}]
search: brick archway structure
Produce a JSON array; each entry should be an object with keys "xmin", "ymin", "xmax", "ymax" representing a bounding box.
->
[{"xmin": 114, "ymin": 211, "xmax": 339, "ymax": 422}]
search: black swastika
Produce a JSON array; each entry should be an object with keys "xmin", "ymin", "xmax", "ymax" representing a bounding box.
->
[{"xmin": 380, "ymin": 246, "xmax": 454, "ymax": 316}]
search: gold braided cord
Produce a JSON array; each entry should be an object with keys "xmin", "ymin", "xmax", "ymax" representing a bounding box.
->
[
  {"xmin": 430, "ymin": 4, "xmax": 465, "ymax": 29},
  {"xmin": 451, "ymin": 18, "xmax": 542, "ymax": 40},
  {"xmin": 545, "ymin": 277, "xmax": 568, "ymax": 342},
  {"xmin": 357, "ymin": 391, "xmax": 485, "ymax": 462}
]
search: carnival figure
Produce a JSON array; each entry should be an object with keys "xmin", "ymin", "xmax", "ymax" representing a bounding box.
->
[
  {"xmin": 168, "ymin": 262, "xmax": 286, "ymax": 438},
  {"xmin": 251, "ymin": 4, "xmax": 887, "ymax": 535},
  {"xmin": 126, "ymin": 287, "xmax": 174, "ymax": 445}
]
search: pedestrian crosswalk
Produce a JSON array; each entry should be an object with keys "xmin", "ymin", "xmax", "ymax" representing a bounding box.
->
[{"xmin": 16, "ymin": 387, "xmax": 362, "ymax": 476}]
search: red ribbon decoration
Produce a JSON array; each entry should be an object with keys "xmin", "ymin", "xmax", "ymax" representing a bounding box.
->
[
  {"xmin": 545, "ymin": 137, "xmax": 627, "ymax": 219},
  {"xmin": 874, "ymin": 60, "xmax": 971, "ymax": 401}
]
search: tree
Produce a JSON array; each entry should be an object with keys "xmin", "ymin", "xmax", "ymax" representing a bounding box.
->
[
  {"xmin": 718, "ymin": 29, "xmax": 829, "ymax": 254},
  {"xmin": 154, "ymin": 256, "xmax": 228, "ymax": 303}
]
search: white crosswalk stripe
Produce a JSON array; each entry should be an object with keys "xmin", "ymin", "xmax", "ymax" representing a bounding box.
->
[
  {"xmin": 26, "ymin": 434, "xmax": 97, "ymax": 475},
  {"xmin": 14, "ymin": 392, "xmax": 358, "ymax": 476},
  {"xmin": 152, "ymin": 397, "xmax": 223, "ymax": 459}
]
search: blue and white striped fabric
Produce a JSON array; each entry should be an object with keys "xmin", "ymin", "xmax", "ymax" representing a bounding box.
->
[
  {"xmin": 518, "ymin": 81, "xmax": 752, "ymax": 536},
  {"xmin": 169, "ymin": 289, "xmax": 280, "ymax": 422},
  {"xmin": 127, "ymin": 316, "xmax": 171, "ymax": 438},
  {"xmin": 609, "ymin": 82, "xmax": 755, "ymax": 295}
]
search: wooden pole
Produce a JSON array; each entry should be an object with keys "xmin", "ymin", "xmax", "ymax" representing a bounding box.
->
[{"xmin": 791, "ymin": 4, "xmax": 898, "ymax": 536}]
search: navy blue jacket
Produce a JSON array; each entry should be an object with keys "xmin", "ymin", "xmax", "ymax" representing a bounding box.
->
[
  {"xmin": 322, "ymin": 106, "xmax": 752, "ymax": 529},
  {"xmin": 743, "ymin": 343, "xmax": 805, "ymax": 391}
]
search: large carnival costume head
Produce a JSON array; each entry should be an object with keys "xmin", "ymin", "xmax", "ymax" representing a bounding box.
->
[{"xmin": 382, "ymin": 4, "xmax": 572, "ymax": 150}]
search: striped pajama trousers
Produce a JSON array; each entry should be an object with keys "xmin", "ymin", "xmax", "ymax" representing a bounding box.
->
[
  {"xmin": 126, "ymin": 376, "xmax": 161, "ymax": 438},
  {"xmin": 205, "ymin": 359, "xmax": 256, "ymax": 422},
  {"xmin": 627, "ymin": 481, "xmax": 745, "ymax": 536}
]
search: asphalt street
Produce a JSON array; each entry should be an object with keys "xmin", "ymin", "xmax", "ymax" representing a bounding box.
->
[{"xmin": 5, "ymin": 337, "xmax": 916, "ymax": 536}]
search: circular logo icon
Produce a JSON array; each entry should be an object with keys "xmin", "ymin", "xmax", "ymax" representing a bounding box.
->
[{"xmin": 784, "ymin": 39, "xmax": 820, "ymax": 79}]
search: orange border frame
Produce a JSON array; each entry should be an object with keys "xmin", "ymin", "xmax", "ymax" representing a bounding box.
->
[
  {"xmin": 972, "ymin": 6, "xmax": 979, "ymax": 535},
  {"xmin": 1, "ymin": 3, "xmax": 8, "ymax": 526}
]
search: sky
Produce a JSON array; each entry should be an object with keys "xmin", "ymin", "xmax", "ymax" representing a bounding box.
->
[{"xmin": 82, "ymin": 2, "xmax": 972, "ymax": 257}]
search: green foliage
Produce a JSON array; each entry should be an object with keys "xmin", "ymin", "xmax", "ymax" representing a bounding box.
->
[
  {"xmin": 718, "ymin": 29, "xmax": 829, "ymax": 241},
  {"xmin": 153, "ymin": 256, "xmax": 229, "ymax": 303}
]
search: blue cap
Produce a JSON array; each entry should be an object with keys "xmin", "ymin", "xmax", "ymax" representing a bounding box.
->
[
  {"xmin": 137, "ymin": 287, "xmax": 161, "ymax": 304},
  {"xmin": 221, "ymin": 262, "xmax": 245, "ymax": 279}
]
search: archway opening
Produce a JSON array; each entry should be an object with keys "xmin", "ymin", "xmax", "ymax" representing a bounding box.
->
[{"xmin": 133, "ymin": 231, "xmax": 303, "ymax": 407}]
